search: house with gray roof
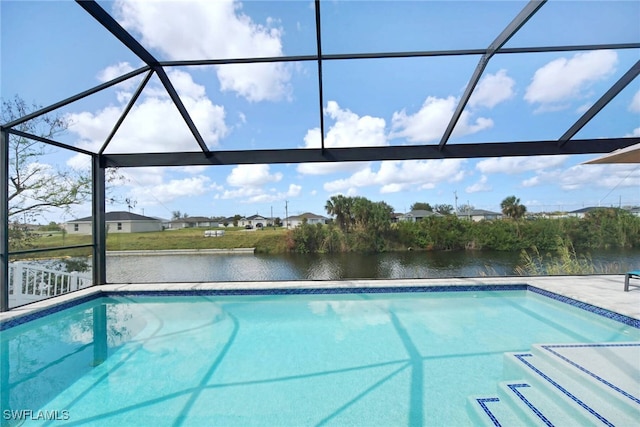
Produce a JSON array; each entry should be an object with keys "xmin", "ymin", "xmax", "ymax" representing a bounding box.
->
[
  {"xmin": 458, "ymin": 209, "xmax": 502, "ymax": 222},
  {"xmin": 64, "ymin": 211, "xmax": 163, "ymax": 234},
  {"xmin": 567, "ymin": 207, "xmax": 600, "ymax": 218},
  {"xmin": 168, "ymin": 216, "xmax": 217, "ymax": 229},
  {"xmin": 626, "ymin": 207, "xmax": 640, "ymax": 217},
  {"xmin": 239, "ymin": 214, "xmax": 271, "ymax": 228},
  {"xmin": 398, "ymin": 210, "xmax": 442, "ymax": 222},
  {"xmin": 284, "ymin": 212, "xmax": 329, "ymax": 228}
]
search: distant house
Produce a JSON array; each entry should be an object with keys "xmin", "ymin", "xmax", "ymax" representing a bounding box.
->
[
  {"xmin": 169, "ymin": 216, "xmax": 217, "ymax": 229},
  {"xmin": 240, "ymin": 214, "xmax": 270, "ymax": 228},
  {"xmin": 626, "ymin": 207, "xmax": 640, "ymax": 217},
  {"xmin": 221, "ymin": 217, "xmax": 236, "ymax": 227},
  {"xmin": 398, "ymin": 210, "xmax": 442, "ymax": 222},
  {"xmin": 567, "ymin": 207, "xmax": 616, "ymax": 219},
  {"xmin": 284, "ymin": 212, "xmax": 329, "ymax": 228},
  {"xmin": 458, "ymin": 209, "xmax": 502, "ymax": 222},
  {"xmin": 9, "ymin": 222, "xmax": 41, "ymax": 232},
  {"xmin": 64, "ymin": 211, "xmax": 162, "ymax": 234},
  {"xmin": 391, "ymin": 213, "xmax": 404, "ymax": 223},
  {"xmin": 567, "ymin": 207, "xmax": 598, "ymax": 219},
  {"xmin": 569, "ymin": 206, "xmax": 640, "ymax": 219}
]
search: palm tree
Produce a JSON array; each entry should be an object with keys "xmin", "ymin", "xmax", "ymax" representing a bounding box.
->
[
  {"xmin": 501, "ymin": 196, "xmax": 527, "ymax": 220},
  {"xmin": 325, "ymin": 195, "xmax": 352, "ymax": 232}
]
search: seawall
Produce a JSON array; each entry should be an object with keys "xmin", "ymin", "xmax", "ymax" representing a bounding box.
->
[{"xmin": 106, "ymin": 248, "xmax": 255, "ymax": 256}]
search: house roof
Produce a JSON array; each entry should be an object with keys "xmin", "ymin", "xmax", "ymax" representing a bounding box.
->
[
  {"xmin": 568, "ymin": 207, "xmax": 601, "ymax": 214},
  {"xmin": 403, "ymin": 210, "xmax": 441, "ymax": 217},
  {"xmin": 170, "ymin": 216, "xmax": 213, "ymax": 223},
  {"xmin": 68, "ymin": 211, "xmax": 161, "ymax": 223},
  {"xmin": 246, "ymin": 214, "xmax": 269, "ymax": 220},
  {"xmin": 462, "ymin": 209, "xmax": 502, "ymax": 216},
  {"xmin": 286, "ymin": 212, "xmax": 328, "ymax": 221}
]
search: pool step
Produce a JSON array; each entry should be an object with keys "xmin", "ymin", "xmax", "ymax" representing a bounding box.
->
[
  {"xmin": 467, "ymin": 380, "xmax": 589, "ymax": 427},
  {"xmin": 467, "ymin": 395, "xmax": 526, "ymax": 427},
  {"xmin": 527, "ymin": 343, "xmax": 640, "ymax": 416},
  {"xmin": 469, "ymin": 342, "xmax": 640, "ymax": 426}
]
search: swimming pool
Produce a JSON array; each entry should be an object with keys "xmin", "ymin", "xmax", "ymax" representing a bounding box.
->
[{"xmin": 2, "ymin": 286, "xmax": 638, "ymax": 426}]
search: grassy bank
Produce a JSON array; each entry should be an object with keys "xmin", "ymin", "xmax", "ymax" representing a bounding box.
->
[{"xmin": 13, "ymin": 227, "xmax": 289, "ymax": 259}]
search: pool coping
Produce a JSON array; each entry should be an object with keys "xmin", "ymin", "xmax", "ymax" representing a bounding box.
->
[{"xmin": 2, "ymin": 275, "xmax": 639, "ymax": 331}]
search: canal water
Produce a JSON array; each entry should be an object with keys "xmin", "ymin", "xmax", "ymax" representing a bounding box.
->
[{"xmin": 106, "ymin": 249, "xmax": 640, "ymax": 283}]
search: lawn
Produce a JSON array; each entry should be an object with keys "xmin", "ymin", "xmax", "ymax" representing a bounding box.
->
[
  {"xmin": 17, "ymin": 227, "xmax": 290, "ymax": 258},
  {"xmin": 107, "ymin": 227, "xmax": 289, "ymax": 253}
]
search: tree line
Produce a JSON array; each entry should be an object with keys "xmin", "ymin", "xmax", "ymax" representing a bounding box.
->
[{"xmin": 289, "ymin": 195, "xmax": 639, "ymax": 253}]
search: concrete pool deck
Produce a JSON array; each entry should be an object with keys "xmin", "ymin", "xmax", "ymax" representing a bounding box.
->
[{"xmin": 2, "ymin": 274, "xmax": 639, "ymax": 323}]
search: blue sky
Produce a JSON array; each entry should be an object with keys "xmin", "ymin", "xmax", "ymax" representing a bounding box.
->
[{"xmin": 2, "ymin": 0, "xmax": 639, "ymax": 223}]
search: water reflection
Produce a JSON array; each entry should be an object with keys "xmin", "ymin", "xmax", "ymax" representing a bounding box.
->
[
  {"xmin": 308, "ymin": 298, "xmax": 392, "ymax": 341},
  {"xmin": 0, "ymin": 300, "xmax": 138, "ymax": 421},
  {"xmin": 105, "ymin": 249, "xmax": 640, "ymax": 283}
]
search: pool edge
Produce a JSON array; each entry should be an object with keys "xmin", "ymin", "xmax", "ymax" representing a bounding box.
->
[{"xmin": 2, "ymin": 278, "xmax": 639, "ymax": 331}]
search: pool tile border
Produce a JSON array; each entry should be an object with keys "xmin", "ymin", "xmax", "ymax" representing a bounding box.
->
[
  {"xmin": 514, "ymin": 353, "xmax": 614, "ymax": 427},
  {"xmin": 475, "ymin": 397, "xmax": 502, "ymax": 427},
  {"xmin": 541, "ymin": 343, "xmax": 640, "ymax": 405},
  {"xmin": 104, "ymin": 284, "xmax": 527, "ymax": 297},
  {"xmin": 0, "ymin": 293, "xmax": 101, "ymax": 331},
  {"xmin": 528, "ymin": 286, "xmax": 640, "ymax": 328},
  {"xmin": 1, "ymin": 283, "xmax": 638, "ymax": 331},
  {"xmin": 506, "ymin": 383, "xmax": 554, "ymax": 427}
]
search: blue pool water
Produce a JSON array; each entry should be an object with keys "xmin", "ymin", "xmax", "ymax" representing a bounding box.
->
[{"xmin": 1, "ymin": 289, "xmax": 638, "ymax": 426}]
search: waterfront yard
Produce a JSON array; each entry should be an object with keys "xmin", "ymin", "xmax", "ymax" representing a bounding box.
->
[{"xmin": 15, "ymin": 227, "xmax": 289, "ymax": 257}]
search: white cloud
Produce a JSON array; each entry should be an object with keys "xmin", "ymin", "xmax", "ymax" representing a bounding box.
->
[
  {"xmin": 324, "ymin": 168, "xmax": 377, "ymax": 193},
  {"xmin": 575, "ymin": 102, "xmax": 592, "ymax": 114},
  {"xmin": 177, "ymin": 165, "xmax": 209, "ymax": 175},
  {"xmin": 219, "ymin": 183, "xmax": 300, "ymax": 203},
  {"xmin": 465, "ymin": 175, "xmax": 492, "ymax": 193},
  {"xmin": 521, "ymin": 176, "xmax": 540, "ymax": 188},
  {"xmin": 390, "ymin": 96, "xmax": 493, "ymax": 143},
  {"xmin": 323, "ymin": 159, "xmax": 467, "ymax": 193},
  {"xmin": 469, "ymin": 69, "xmax": 515, "ymax": 109},
  {"xmin": 321, "ymin": 101, "xmax": 388, "ymax": 148},
  {"xmin": 286, "ymin": 184, "xmax": 302, "ymax": 197},
  {"xmin": 301, "ymin": 101, "xmax": 387, "ymax": 150},
  {"xmin": 96, "ymin": 62, "xmax": 142, "ymax": 102},
  {"xmin": 476, "ymin": 156, "xmax": 569, "ymax": 174},
  {"xmin": 626, "ymin": 127, "xmax": 640, "ymax": 137},
  {"xmin": 522, "ymin": 164, "xmax": 639, "ymax": 191},
  {"xmin": 629, "ymin": 90, "xmax": 640, "ymax": 113},
  {"xmin": 218, "ymin": 186, "xmax": 264, "ymax": 200},
  {"xmin": 114, "ymin": 0, "xmax": 291, "ymax": 102},
  {"xmin": 227, "ymin": 164, "xmax": 282, "ymax": 187},
  {"xmin": 117, "ymin": 167, "xmax": 165, "ymax": 187},
  {"xmin": 67, "ymin": 69, "xmax": 227, "ymax": 154},
  {"xmin": 218, "ymin": 164, "xmax": 295, "ymax": 203},
  {"xmin": 129, "ymin": 176, "xmax": 214, "ymax": 205},
  {"xmin": 524, "ymin": 50, "xmax": 617, "ymax": 108},
  {"xmin": 66, "ymin": 154, "xmax": 92, "ymax": 172},
  {"xmin": 297, "ymin": 101, "xmax": 386, "ymax": 175},
  {"xmin": 97, "ymin": 62, "xmax": 136, "ymax": 83}
]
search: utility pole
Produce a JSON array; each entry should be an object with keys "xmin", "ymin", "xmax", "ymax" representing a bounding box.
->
[
  {"xmin": 271, "ymin": 205, "xmax": 274, "ymax": 229},
  {"xmin": 285, "ymin": 200, "xmax": 289, "ymax": 229},
  {"xmin": 453, "ymin": 191, "xmax": 458, "ymax": 215}
]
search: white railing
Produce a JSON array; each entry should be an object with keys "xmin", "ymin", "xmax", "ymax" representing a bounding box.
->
[{"xmin": 8, "ymin": 262, "xmax": 93, "ymax": 307}]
